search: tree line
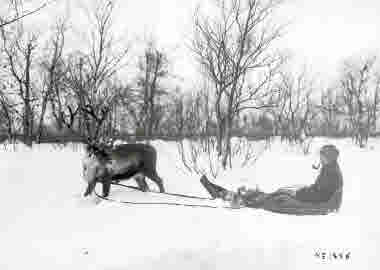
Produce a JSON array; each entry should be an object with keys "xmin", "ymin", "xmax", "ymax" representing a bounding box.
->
[{"xmin": 1, "ymin": 0, "xmax": 380, "ymax": 168}]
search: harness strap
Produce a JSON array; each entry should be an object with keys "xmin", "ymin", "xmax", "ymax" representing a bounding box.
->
[
  {"xmin": 113, "ymin": 182, "xmax": 215, "ymax": 200},
  {"xmin": 94, "ymin": 182, "xmax": 235, "ymax": 209}
]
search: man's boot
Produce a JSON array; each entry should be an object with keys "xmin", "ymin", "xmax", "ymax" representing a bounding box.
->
[{"xmin": 200, "ymin": 175, "xmax": 229, "ymax": 199}]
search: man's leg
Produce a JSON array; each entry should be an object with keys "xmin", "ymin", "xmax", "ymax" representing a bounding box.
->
[
  {"xmin": 245, "ymin": 191, "xmax": 295, "ymax": 208},
  {"xmin": 236, "ymin": 188, "xmax": 269, "ymax": 208},
  {"xmin": 200, "ymin": 175, "xmax": 285, "ymax": 208}
]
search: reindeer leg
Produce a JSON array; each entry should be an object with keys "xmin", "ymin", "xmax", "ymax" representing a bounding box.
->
[
  {"xmin": 84, "ymin": 181, "xmax": 96, "ymax": 197},
  {"xmin": 101, "ymin": 170, "xmax": 113, "ymax": 197},
  {"xmin": 146, "ymin": 170, "xmax": 165, "ymax": 193},
  {"xmin": 102, "ymin": 181, "xmax": 111, "ymax": 197},
  {"xmin": 135, "ymin": 173, "xmax": 149, "ymax": 192}
]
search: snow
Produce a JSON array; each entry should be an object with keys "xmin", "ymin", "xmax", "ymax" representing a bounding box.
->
[{"xmin": 0, "ymin": 138, "xmax": 378, "ymax": 269}]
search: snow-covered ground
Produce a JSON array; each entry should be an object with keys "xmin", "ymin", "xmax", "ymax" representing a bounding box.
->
[{"xmin": 0, "ymin": 138, "xmax": 378, "ymax": 269}]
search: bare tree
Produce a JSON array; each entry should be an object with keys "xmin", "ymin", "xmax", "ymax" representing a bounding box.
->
[
  {"xmin": 192, "ymin": 0, "xmax": 286, "ymax": 168},
  {"xmin": 175, "ymin": 86, "xmax": 218, "ymax": 176},
  {"xmin": 339, "ymin": 56, "xmax": 378, "ymax": 147},
  {"xmin": 0, "ymin": 0, "xmax": 53, "ymax": 28},
  {"xmin": 316, "ymin": 87, "xmax": 346, "ymax": 136},
  {"xmin": 367, "ymin": 74, "xmax": 380, "ymax": 135},
  {"xmin": 270, "ymin": 69, "xmax": 317, "ymax": 153},
  {"xmin": 62, "ymin": 0, "xmax": 129, "ymax": 142},
  {"xmin": 163, "ymin": 87, "xmax": 185, "ymax": 137},
  {"xmin": 128, "ymin": 40, "xmax": 169, "ymax": 137},
  {"xmin": 36, "ymin": 19, "xmax": 67, "ymax": 142},
  {"xmin": 0, "ymin": 11, "xmax": 39, "ymax": 146},
  {"xmin": 0, "ymin": 87, "xmax": 15, "ymax": 141}
]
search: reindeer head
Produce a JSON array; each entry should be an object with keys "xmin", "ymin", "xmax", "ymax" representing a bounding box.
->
[
  {"xmin": 84, "ymin": 140, "xmax": 111, "ymax": 162},
  {"xmin": 62, "ymin": 103, "xmax": 112, "ymax": 195}
]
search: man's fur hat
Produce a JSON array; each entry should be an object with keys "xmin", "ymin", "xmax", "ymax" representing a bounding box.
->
[{"xmin": 320, "ymin": 144, "xmax": 339, "ymax": 163}]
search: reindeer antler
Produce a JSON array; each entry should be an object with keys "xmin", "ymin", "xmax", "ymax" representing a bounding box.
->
[
  {"xmin": 82, "ymin": 104, "xmax": 110, "ymax": 124},
  {"xmin": 59, "ymin": 103, "xmax": 111, "ymax": 150},
  {"xmin": 82, "ymin": 105, "xmax": 97, "ymax": 122},
  {"xmin": 60, "ymin": 104, "xmax": 91, "ymax": 144},
  {"xmin": 81, "ymin": 103, "xmax": 111, "ymax": 142},
  {"xmin": 61, "ymin": 105, "xmax": 79, "ymax": 130}
]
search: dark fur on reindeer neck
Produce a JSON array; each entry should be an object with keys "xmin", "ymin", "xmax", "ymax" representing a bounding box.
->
[{"xmin": 86, "ymin": 143, "xmax": 112, "ymax": 163}]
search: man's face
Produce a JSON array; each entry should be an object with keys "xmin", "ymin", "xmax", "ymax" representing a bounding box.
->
[{"xmin": 320, "ymin": 153, "xmax": 329, "ymax": 166}]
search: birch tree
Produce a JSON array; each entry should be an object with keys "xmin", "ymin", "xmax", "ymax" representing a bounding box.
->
[{"xmin": 192, "ymin": 0, "xmax": 286, "ymax": 168}]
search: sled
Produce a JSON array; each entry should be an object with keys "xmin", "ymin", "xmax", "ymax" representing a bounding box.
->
[
  {"xmin": 260, "ymin": 188, "xmax": 343, "ymax": 216},
  {"xmin": 96, "ymin": 182, "xmax": 343, "ymax": 214}
]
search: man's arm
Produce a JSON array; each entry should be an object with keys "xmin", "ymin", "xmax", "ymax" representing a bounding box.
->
[{"xmin": 295, "ymin": 168, "xmax": 339, "ymax": 203}]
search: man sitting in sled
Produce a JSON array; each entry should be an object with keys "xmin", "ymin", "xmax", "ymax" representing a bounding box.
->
[{"xmin": 200, "ymin": 144, "xmax": 343, "ymax": 212}]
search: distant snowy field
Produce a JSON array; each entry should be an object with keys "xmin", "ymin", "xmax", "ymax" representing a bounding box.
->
[{"xmin": 0, "ymin": 138, "xmax": 378, "ymax": 269}]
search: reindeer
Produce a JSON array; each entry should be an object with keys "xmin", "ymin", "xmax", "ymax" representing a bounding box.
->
[{"xmin": 62, "ymin": 103, "xmax": 165, "ymax": 198}]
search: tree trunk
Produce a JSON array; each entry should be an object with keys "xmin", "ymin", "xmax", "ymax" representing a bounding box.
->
[
  {"xmin": 221, "ymin": 114, "xmax": 233, "ymax": 169},
  {"xmin": 37, "ymin": 89, "xmax": 50, "ymax": 143},
  {"xmin": 23, "ymin": 43, "xmax": 33, "ymax": 147},
  {"xmin": 148, "ymin": 52, "xmax": 160, "ymax": 138},
  {"xmin": 0, "ymin": 101, "xmax": 13, "ymax": 142},
  {"xmin": 215, "ymin": 100, "xmax": 224, "ymax": 157}
]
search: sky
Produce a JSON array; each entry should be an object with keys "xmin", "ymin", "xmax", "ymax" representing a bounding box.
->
[
  {"xmin": 280, "ymin": 0, "xmax": 380, "ymax": 79},
  {"xmin": 3, "ymin": 0, "xmax": 380, "ymax": 89}
]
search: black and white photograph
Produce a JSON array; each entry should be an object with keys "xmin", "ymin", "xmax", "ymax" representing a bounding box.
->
[{"xmin": 0, "ymin": 0, "xmax": 378, "ymax": 269}]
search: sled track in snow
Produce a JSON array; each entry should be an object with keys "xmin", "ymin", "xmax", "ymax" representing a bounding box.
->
[{"xmin": 94, "ymin": 182, "xmax": 236, "ymax": 209}]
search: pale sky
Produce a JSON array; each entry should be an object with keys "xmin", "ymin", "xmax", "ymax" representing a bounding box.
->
[
  {"xmin": 5, "ymin": 0, "xmax": 380, "ymax": 88},
  {"xmin": 280, "ymin": 0, "xmax": 380, "ymax": 79}
]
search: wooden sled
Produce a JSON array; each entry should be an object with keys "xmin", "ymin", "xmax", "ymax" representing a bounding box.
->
[{"xmin": 260, "ymin": 188, "xmax": 343, "ymax": 216}]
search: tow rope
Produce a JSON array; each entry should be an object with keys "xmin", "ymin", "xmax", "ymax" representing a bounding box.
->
[{"xmin": 94, "ymin": 182, "xmax": 235, "ymax": 209}]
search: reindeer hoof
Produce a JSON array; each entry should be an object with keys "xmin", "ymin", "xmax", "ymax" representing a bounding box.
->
[{"xmin": 141, "ymin": 186, "xmax": 149, "ymax": 192}]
